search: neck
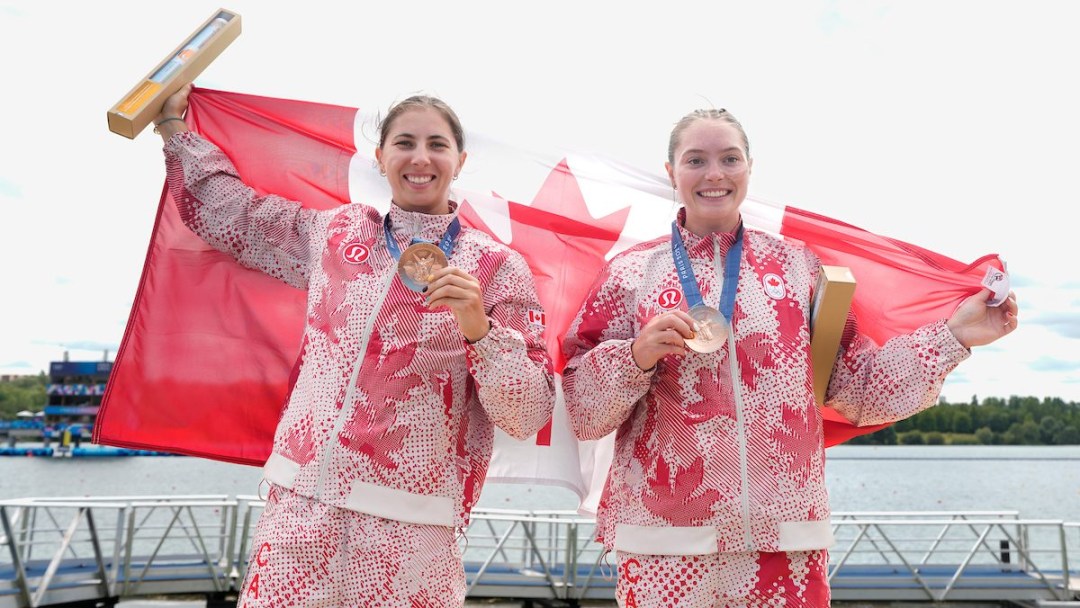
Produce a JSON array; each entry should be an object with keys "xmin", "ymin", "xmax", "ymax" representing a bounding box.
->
[
  {"xmin": 682, "ymin": 212, "xmax": 741, "ymax": 238},
  {"xmin": 392, "ymin": 200, "xmax": 452, "ymax": 215}
]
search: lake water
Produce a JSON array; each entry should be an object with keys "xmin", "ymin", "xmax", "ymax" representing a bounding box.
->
[{"xmin": 2, "ymin": 444, "xmax": 1078, "ymax": 522}]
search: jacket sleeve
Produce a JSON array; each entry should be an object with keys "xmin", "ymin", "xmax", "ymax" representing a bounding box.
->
[
  {"xmin": 163, "ymin": 132, "xmax": 320, "ymax": 290},
  {"xmin": 561, "ymin": 262, "xmax": 654, "ymax": 441},
  {"xmin": 824, "ymin": 310, "xmax": 971, "ymax": 426},
  {"xmin": 464, "ymin": 250, "xmax": 556, "ymax": 440}
]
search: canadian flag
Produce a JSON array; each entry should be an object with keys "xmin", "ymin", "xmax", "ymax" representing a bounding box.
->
[{"xmin": 94, "ymin": 88, "xmax": 1004, "ymax": 511}]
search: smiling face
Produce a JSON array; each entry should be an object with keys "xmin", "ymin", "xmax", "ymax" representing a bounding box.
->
[
  {"xmin": 375, "ymin": 106, "xmax": 467, "ymax": 215},
  {"xmin": 665, "ymin": 118, "xmax": 752, "ymax": 237}
]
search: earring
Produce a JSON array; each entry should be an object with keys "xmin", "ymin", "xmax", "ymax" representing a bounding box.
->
[
  {"xmin": 453, "ymin": 175, "xmax": 459, "ymax": 181},
  {"xmin": 379, "ymin": 167, "xmax": 386, "ymax": 177}
]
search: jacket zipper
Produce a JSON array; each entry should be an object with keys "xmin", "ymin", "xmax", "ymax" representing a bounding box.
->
[
  {"xmin": 314, "ymin": 246, "xmax": 398, "ymax": 499},
  {"xmin": 715, "ymin": 238, "xmax": 754, "ymax": 551}
]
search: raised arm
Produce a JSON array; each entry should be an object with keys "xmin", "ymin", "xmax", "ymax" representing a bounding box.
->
[
  {"xmin": 157, "ymin": 85, "xmax": 320, "ymax": 289},
  {"xmin": 823, "ymin": 286, "xmax": 1017, "ymax": 428}
]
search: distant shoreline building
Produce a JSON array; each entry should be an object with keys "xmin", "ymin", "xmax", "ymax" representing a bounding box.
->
[{"xmin": 45, "ymin": 360, "xmax": 112, "ymax": 442}]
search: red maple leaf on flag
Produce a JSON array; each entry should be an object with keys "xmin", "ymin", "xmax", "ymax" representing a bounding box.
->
[
  {"xmin": 458, "ymin": 159, "xmax": 630, "ymax": 371},
  {"xmin": 459, "ymin": 160, "xmax": 630, "ymax": 446}
]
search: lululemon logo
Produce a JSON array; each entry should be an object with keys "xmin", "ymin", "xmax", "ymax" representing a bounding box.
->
[
  {"xmin": 657, "ymin": 288, "xmax": 683, "ymax": 310},
  {"xmin": 342, "ymin": 242, "xmax": 370, "ymax": 265},
  {"xmin": 762, "ymin": 273, "xmax": 786, "ymax": 300}
]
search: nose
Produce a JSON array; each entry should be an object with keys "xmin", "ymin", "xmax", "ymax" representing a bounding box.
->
[
  {"xmin": 705, "ymin": 161, "xmax": 726, "ymax": 181},
  {"xmin": 410, "ymin": 147, "xmax": 431, "ymax": 166}
]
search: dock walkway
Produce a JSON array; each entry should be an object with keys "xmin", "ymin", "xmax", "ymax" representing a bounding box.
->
[{"xmin": 2, "ymin": 496, "xmax": 1078, "ymax": 607}]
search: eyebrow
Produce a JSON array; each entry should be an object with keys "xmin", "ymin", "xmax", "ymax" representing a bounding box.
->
[
  {"xmin": 682, "ymin": 146, "xmax": 743, "ymax": 156},
  {"xmin": 392, "ymin": 132, "xmax": 451, "ymax": 142}
]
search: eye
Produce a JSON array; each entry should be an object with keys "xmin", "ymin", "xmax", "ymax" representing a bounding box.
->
[
  {"xmin": 724, "ymin": 155, "xmax": 742, "ymax": 164},
  {"xmin": 686, "ymin": 157, "xmax": 705, "ymax": 166},
  {"xmin": 431, "ymin": 141, "xmax": 449, "ymax": 150},
  {"xmin": 394, "ymin": 140, "xmax": 414, "ymax": 149}
]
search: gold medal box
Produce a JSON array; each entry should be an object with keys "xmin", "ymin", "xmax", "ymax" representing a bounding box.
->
[{"xmin": 107, "ymin": 8, "xmax": 241, "ymax": 139}]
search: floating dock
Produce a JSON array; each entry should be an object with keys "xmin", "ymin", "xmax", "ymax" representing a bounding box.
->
[{"xmin": 1, "ymin": 497, "xmax": 1078, "ymax": 607}]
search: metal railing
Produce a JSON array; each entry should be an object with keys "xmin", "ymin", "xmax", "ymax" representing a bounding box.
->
[
  {"xmin": 2, "ymin": 496, "xmax": 236, "ymax": 607},
  {"xmin": 3, "ymin": 497, "xmax": 1078, "ymax": 607}
]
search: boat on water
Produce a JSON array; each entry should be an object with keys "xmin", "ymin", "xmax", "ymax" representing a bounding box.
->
[{"xmin": 0, "ymin": 357, "xmax": 175, "ymax": 458}]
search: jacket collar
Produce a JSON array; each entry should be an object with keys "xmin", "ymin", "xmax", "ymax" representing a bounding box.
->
[
  {"xmin": 386, "ymin": 200, "xmax": 460, "ymax": 244},
  {"xmin": 674, "ymin": 207, "xmax": 742, "ymax": 258}
]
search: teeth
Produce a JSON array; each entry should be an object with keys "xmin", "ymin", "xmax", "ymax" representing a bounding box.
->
[
  {"xmin": 699, "ymin": 189, "xmax": 731, "ymax": 198},
  {"xmin": 406, "ymin": 175, "xmax": 434, "ymax": 184}
]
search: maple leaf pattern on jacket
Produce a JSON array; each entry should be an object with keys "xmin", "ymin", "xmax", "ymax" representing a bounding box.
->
[
  {"xmin": 308, "ymin": 283, "xmax": 352, "ymax": 348},
  {"xmin": 643, "ymin": 455, "xmax": 719, "ymax": 526},
  {"xmin": 686, "ymin": 367, "xmax": 735, "ymax": 425},
  {"xmin": 338, "ymin": 330, "xmax": 422, "ymax": 475},
  {"xmin": 563, "ymin": 215, "xmax": 970, "ymax": 553},
  {"xmin": 281, "ymin": 415, "xmax": 317, "ymax": 466},
  {"xmin": 323, "ymin": 213, "xmax": 376, "ymax": 281}
]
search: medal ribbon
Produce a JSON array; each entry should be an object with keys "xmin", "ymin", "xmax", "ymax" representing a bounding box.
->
[
  {"xmin": 670, "ymin": 221, "xmax": 744, "ymax": 323},
  {"xmin": 383, "ymin": 213, "xmax": 461, "ymax": 262}
]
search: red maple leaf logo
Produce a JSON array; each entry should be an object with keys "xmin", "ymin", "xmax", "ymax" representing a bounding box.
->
[{"xmin": 643, "ymin": 454, "xmax": 719, "ymax": 526}]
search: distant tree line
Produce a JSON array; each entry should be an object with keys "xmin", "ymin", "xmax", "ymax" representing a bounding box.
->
[
  {"xmin": 3, "ymin": 375, "xmax": 1078, "ymax": 446},
  {"xmin": 0, "ymin": 374, "xmax": 47, "ymax": 420},
  {"xmin": 846, "ymin": 395, "xmax": 1080, "ymax": 446}
]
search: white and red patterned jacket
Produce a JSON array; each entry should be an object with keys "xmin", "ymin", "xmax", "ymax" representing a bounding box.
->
[
  {"xmin": 165, "ymin": 133, "xmax": 555, "ymax": 529},
  {"xmin": 562, "ymin": 215, "xmax": 969, "ymax": 554}
]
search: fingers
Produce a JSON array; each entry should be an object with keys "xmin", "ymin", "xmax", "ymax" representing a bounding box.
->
[
  {"xmin": 1005, "ymin": 291, "xmax": 1019, "ymax": 315},
  {"xmin": 1002, "ymin": 292, "xmax": 1019, "ymax": 332},
  {"xmin": 644, "ymin": 310, "xmax": 696, "ymax": 340},
  {"xmin": 424, "ymin": 267, "xmax": 481, "ymax": 310},
  {"xmin": 161, "ymin": 84, "xmax": 194, "ymax": 118}
]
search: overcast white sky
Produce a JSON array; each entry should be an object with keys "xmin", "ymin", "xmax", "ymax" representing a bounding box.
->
[{"xmin": 1, "ymin": 0, "xmax": 1078, "ymax": 403}]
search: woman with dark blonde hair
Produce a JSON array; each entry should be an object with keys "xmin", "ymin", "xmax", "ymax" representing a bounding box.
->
[
  {"xmin": 562, "ymin": 107, "xmax": 1018, "ymax": 606},
  {"xmin": 154, "ymin": 84, "xmax": 555, "ymax": 606}
]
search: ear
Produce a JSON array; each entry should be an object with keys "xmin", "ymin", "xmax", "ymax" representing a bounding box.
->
[
  {"xmin": 457, "ymin": 150, "xmax": 467, "ymax": 174},
  {"xmin": 748, "ymin": 156, "xmax": 753, "ymax": 175},
  {"xmin": 664, "ymin": 161, "xmax": 675, "ymax": 187},
  {"xmin": 375, "ymin": 146, "xmax": 383, "ymax": 170}
]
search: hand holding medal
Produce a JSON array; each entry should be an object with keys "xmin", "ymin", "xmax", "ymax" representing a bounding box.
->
[
  {"xmin": 383, "ymin": 214, "xmax": 489, "ymax": 342},
  {"xmin": 631, "ymin": 309, "xmax": 698, "ymax": 371},
  {"xmin": 423, "ymin": 266, "xmax": 489, "ymax": 342},
  {"xmin": 685, "ymin": 305, "xmax": 728, "ymax": 353},
  {"xmin": 668, "ymin": 221, "xmax": 743, "ymax": 356}
]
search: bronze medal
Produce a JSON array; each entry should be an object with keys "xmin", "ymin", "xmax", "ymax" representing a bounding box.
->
[
  {"xmin": 684, "ymin": 304, "xmax": 727, "ymax": 353},
  {"xmin": 397, "ymin": 242, "xmax": 447, "ymax": 292}
]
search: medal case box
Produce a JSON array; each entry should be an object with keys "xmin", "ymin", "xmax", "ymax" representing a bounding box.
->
[
  {"xmin": 810, "ymin": 265, "xmax": 856, "ymax": 405},
  {"xmin": 107, "ymin": 8, "xmax": 241, "ymax": 139}
]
